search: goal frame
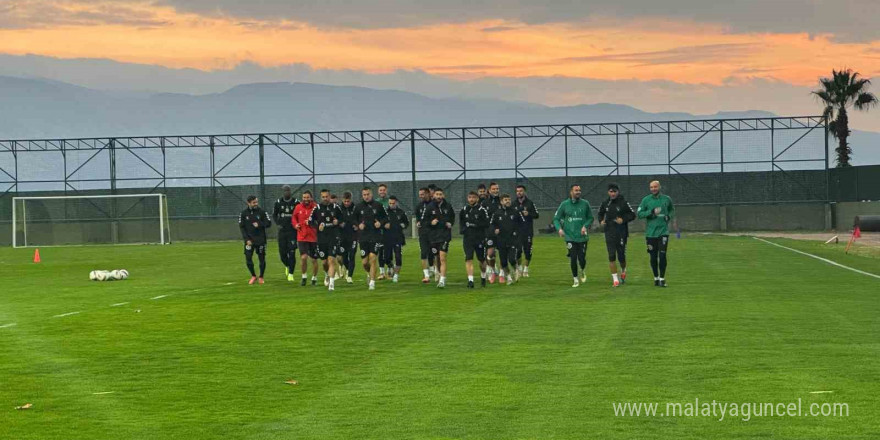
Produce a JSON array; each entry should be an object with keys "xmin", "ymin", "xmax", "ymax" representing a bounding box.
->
[{"xmin": 11, "ymin": 193, "xmax": 171, "ymax": 248}]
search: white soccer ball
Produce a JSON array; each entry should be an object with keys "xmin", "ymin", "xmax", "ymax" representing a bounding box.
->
[
  {"xmin": 109, "ymin": 270, "xmax": 121, "ymax": 281},
  {"xmin": 89, "ymin": 270, "xmax": 98, "ymax": 281},
  {"xmin": 118, "ymin": 269, "xmax": 129, "ymax": 280},
  {"xmin": 94, "ymin": 270, "xmax": 108, "ymax": 281}
]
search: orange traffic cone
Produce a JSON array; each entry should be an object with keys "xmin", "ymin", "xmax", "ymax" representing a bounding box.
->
[{"xmin": 33, "ymin": 248, "xmax": 41, "ymax": 263}]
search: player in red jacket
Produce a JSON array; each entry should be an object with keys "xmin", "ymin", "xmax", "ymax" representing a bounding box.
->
[{"xmin": 293, "ymin": 190, "xmax": 319, "ymax": 286}]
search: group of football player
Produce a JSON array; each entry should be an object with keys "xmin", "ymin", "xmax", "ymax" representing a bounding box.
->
[
  {"xmin": 238, "ymin": 182, "xmax": 539, "ymax": 290},
  {"xmin": 238, "ymin": 180, "xmax": 675, "ymax": 290}
]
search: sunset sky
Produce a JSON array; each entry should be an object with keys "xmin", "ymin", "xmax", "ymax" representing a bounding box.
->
[{"xmin": 1, "ymin": 0, "xmax": 879, "ymax": 129}]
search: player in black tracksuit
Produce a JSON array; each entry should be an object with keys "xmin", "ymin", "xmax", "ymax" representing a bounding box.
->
[
  {"xmin": 383, "ymin": 196, "xmax": 410, "ymax": 282},
  {"xmin": 272, "ymin": 185, "xmax": 299, "ymax": 280},
  {"xmin": 338, "ymin": 192, "xmax": 359, "ymax": 283},
  {"xmin": 415, "ymin": 187, "xmax": 435, "ymax": 283},
  {"xmin": 597, "ymin": 183, "xmax": 636, "ymax": 287},
  {"xmin": 309, "ymin": 189, "xmax": 343, "ymax": 291},
  {"xmin": 460, "ymin": 191, "xmax": 490, "ymax": 288},
  {"xmin": 481, "ymin": 185, "xmax": 502, "ymax": 282},
  {"xmin": 239, "ymin": 195, "xmax": 272, "ymax": 284},
  {"xmin": 489, "ymin": 194, "xmax": 524, "ymax": 285},
  {"xmin": 353, "ymin": 187, "xmax": 388, "ymax": 290},
  {"xmin": 513, "ymin": 185, "xmax": 539, "ymax": 277},
  {"xmin": 427, "ymin": 188, "xmax": 455, "ymax": 288}
]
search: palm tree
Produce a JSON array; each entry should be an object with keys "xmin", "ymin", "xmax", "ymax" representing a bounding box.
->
[{"xmin": 813, "ymin": 69, "xmax": 877, "ymax": 167}]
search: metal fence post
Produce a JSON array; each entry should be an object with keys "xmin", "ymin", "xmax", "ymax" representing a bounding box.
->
[
  {"xmin": 410, "ymin": 130, "xmax": 417, "ymax": 212},
  {"xmin": 209, "ymin": 136, "xmax": 215, "ymax": 215},
  {"xmin": 564, "ymin": 126, "xmax": 569, "ymax": 191},
  {"xmin": 719, "ymin": 124, "xmax": 725, "ymax": 204},
  {"xmin": 824, "ymin": 117, "xmax": 830, "ymax": 201},
  {"xmin": 310, "ymin": 133, "xmax": 317, "ymax": 194},
  {"xmin": 258, "ymin": 134, "xmax": 266, "ymax": 203}
]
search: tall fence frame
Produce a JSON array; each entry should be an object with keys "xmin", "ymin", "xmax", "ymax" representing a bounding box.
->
[{"xmin": 0, "ymin": 115, "xmax": 829, "ymax": 218}]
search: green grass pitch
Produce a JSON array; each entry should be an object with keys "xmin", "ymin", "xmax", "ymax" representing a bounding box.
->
[{"xmin": 1, "ymin": 234, "xmax": 878, "ymax": 439}]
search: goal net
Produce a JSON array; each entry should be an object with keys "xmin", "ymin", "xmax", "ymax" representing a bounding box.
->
[{"xmin": 12, "ymin": 194, "xmax": 171, "ymax": 248}]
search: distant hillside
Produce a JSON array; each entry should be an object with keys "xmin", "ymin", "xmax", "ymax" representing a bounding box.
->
[{"xmin": 1, "ymin": 76, "xmax": 878, "ymax": 164}]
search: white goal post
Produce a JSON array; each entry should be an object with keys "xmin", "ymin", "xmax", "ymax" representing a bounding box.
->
[{"xmin": 12, "ymin": 193, "xmax": 171, "ymax": 248}]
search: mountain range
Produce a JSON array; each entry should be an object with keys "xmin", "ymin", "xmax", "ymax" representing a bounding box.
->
[{"xmin": 1, "ymin": 75, "xmax": 878, "ymax": 165}]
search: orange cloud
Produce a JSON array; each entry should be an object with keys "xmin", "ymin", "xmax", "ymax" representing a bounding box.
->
[{"xmin": 0, "ymin": 1, "xmax": 878, "ymax": 86}]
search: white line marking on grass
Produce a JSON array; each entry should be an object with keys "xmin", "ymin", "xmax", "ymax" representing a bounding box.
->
[
  {"xmin": 752, "ymin": 237, "xmax": 880, "ymax": 280},
  {"xmin": 53, "ymin": 311, "xmax": 81, "ymax": 318},
  {"xmin": 110, "ymin": 302, "xmax": 129, "ymax": 307},
  {"xmin": 151, "ymin": 295, "xmax": 169, "ymax": 300},
  {"xmin": 92, "ymin": 391, "xmax": 116, "ymax": 395},
  {"xmin": 0, "ymin": 323, "xmax": 16, "ymax": 329},
  {"xmin": 810, "ymin": 391, "xmax": 834, "ymax": 394}
]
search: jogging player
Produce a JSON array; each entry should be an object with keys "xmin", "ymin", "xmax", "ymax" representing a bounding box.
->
[
  {"xmin": 597, "ymin": 183, "xmax": 635, "ymax": 287},
  {"xmin": 427, "ymin": 187, "xmax": 455, "ymax": 288},
  {"xmin": 272, "ymin": 185, "xmax": 299, "ymax": 281},
  {"xmin": 310, "ymin": 189, "xmax": 343, "ymax": 291},
  {"xmin": 637, "ymin": 180, "xmax": 676, "ymax": 287},
  {"xmin": 239, "ymin": 195, "xmax": 272, "ymax": 284},
  {"xmin": 376, "ymin": 184, "xmax": 391, "ymax": 279},
  {"xmin": 489, "ymin": 194, "xmax": 524, "ymax": 285},
  {"xmin": 415, "ymin": 187, "xmax": 435, "ymax": 283},
  {"xmin": 354, "ymin": 187, "xmax": 388, "ymax": 290},
  {"xmin": 383, "ymin": 196, "xmax": 409, "ymax": 282},
  {"xmin": 514, "ymin": 184, "xmax": 539, "ymax": 277},
  {"xmin": 293, "ymin": 190, "xmax": 319, "ymax": 286},
  {"xmin": 460, "ymin": 191, "xmax": 489, "ymax": 288},
  {"xmin": 482, "ymin": 182, "xmax": 502, "ymax": 283},
  {"xmin": 330, "ymin": 193, "xmax": 344, "ymax": 280},
  {"xmin": 338, "ymin": 192, "xmax": 359, "ymax": 284},
  {"xmin": 553, "ymin": 184, "xmax": 594, "ymax": 287}
]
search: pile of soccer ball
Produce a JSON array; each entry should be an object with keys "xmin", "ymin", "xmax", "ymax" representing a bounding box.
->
[{"xmin": 89, "ymin": 269, "xmax": 130, "ymax": 281}]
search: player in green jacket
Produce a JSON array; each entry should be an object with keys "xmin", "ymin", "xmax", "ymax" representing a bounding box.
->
[
  {"xmin": 637, "ymin": 180, "xmax": 676, "ymax": 287},
  {"xmin": 553, "ymin": 184, "xmax": 594, "ymax": 288}
]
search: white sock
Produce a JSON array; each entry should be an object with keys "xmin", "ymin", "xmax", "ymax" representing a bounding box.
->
[
  {"xmin": 654, "ymin": 276, "xmax": 660, "ymax": 281},
  {"xmin": 380, "ymin": 267, "xmax": 385, "ymax": 275},
  {"xmin": 480, "ymin": 271, "xmax": 486, "ymax": 279},
  {"xmin": 612, "ymin": 273, "xmax": 619, "ymax": 282},
  {"xmin": 329, "ymin": 279, "xmax": 335, "ymax": 287},
  {"xmin": 524, "ymin": 266, "xmax": 529, "ymax": 273},
  {"xmin": 499, "ymin": 270, "xmax": 506, "ymax": 277},
  {"xmin": 659, "ymin": 277, "xmax": 665, "ymax": 281},
  {"xmin": 573, "ymin": 277, "xmax": 579, "ymax": 283},
  {"xmin": 440, "ymin": 276, "xmax": 446, "ymax": 283},
  {"xmin": 423, "ymin": 269, "xmax": 430, "ymax": 278},
  {"xmin": 430, "ymin": 267, "xmax": 436, "ymax": 274},
  {"xmin": 302, "ymin": 274, "xmax": 307, "ymax": 279},
  {"xmin": 312, "ymin": 276, "xmax": 317, "ymax": 281},
  {"xmin": 468, "ymin": 275, "xmax": 474, "ymax": 282}
]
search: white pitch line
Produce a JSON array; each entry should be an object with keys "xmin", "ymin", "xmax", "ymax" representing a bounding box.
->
[
  {"xmin": 92, "ymin": 391, "xmax": 116, "ymax": 395},
  {"xmin": 752, "ymin": 237, "xmax": 880, "ymax": 280},
  {"xmin": 810, "ymin": 391, "xmax": 834, "ymax": 394},
  {"xmin": 0, "ymin": 323, "xmax": 16, "ymax": 329},
  {"xmin": 53, "ymin": 311, "xmax": 81, "ymax": 318},
  {"xmin": 151, "ymin": 295, "xmax": 169, "ymax": 300},
  {"xmin": 110, "ymin": 302, "xmax": 129, "ymax": 307}
]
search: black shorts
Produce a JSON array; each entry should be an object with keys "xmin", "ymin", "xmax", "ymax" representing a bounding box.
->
[
  {"xmin": 359, "ymin": 240, "xmax": 383, "ymax": 257},
  {"xmin": 244, "ymin": 242, "xmax": 266, "ymax": 256},
  {"xmin": 315, "ymin": 242, "xmax": 337, "ymax": 260},
  {"xmin": 463, "ymin": 236, "xmax": 486, "ymax": 262},
  {"xmin": 418, "ymin": 232, "xmax": 432, "ymax": 260},
  {"xmin": 431, "ymin": 241, "xmax": 450, "ymax": 255},
  {"xmin": 605, "ymin": 234, "xmax": 628, "ymax": 262},
  {"xmin": 566, "ymin": 241, "xmax": 587, "ymax": 258},
  {"xmin": 646, "ymin": 235, "xmax": 669, "ymax": 253},
  {"xmin": 298, "ymin": 241, "xmax": 317, "ymax": 259}
]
